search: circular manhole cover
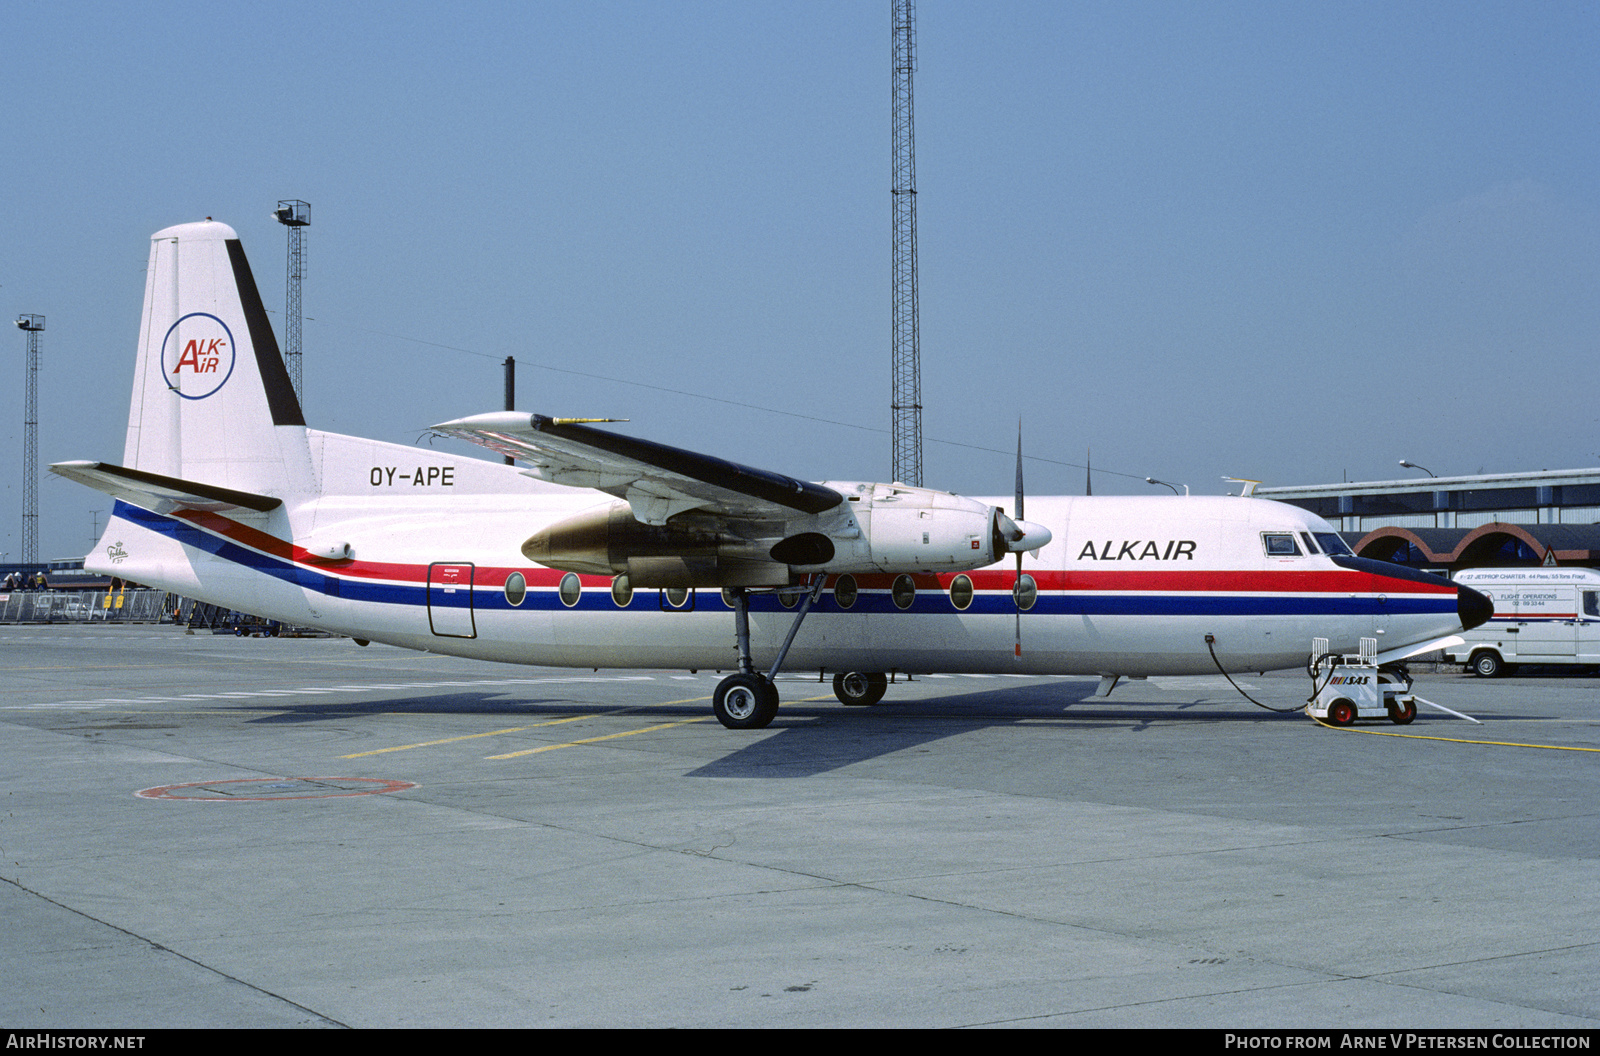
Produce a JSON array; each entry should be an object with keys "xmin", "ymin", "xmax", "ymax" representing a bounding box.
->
[{"xmin": 136, "ymin": 777, "xmax": 417, "ymax": 801}]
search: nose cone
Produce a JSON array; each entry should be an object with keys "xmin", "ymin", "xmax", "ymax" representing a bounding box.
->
[
  {"xmin": 1010, "ymin": 519, "xmax": 1053, "ymax": 553},
  {"xmin": 1458, "ymin": 584, "xmax": 1493, "ymax": 631}
]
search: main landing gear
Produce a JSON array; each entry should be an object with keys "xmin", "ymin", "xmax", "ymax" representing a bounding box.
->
[{"xmin": 713, "ymin": 575, "xmax": 825, "ymax": 730}]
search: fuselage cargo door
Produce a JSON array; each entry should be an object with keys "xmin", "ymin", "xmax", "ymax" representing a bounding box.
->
[{"xmin": 428, "ymin": 562, "xmax": 476, "ymax": 638}]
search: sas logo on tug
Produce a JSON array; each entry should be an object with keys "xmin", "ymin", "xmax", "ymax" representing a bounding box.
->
[{"xmin": 161, "ymin": 312, "xmax": 236, "ymax": 400}]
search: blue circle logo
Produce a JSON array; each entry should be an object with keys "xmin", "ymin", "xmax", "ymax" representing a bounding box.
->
[{"xmin": 161, "ymin": 312, "xmax": 237, "ymax": 400}]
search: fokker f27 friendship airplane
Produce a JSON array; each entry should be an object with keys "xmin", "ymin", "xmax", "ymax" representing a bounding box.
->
[{"xmin": 54, "ymin": 221, "xmax": 1492, "ymax": 728}]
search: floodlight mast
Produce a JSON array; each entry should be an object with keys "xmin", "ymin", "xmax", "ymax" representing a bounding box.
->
[
  {"xmin": 274, "ymin": 200, "xmax": 309, "ymax": 403},
  {"xmin": 15, "ymin": 315, "xmax": 43, "ymax": 565},
  {"xmin": 890, "ymin": 0, "xmax": 921, "ymax": 486}
]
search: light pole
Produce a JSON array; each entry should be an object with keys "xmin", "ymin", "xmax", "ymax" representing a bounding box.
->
[
  {"xmin": 1145, "ymin": 477, "xmax": 1187, "ymax": 496},
  {"xmin": 1398, "ymin": 459, "xmax": 1436, "ymax": 478},
  {"xmin": 15, "ymin": 315, "xmax": 43, "ymax": 565}
]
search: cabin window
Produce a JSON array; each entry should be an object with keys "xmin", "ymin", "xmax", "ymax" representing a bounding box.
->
[
  {"xmin": 833, "ymin": 574, "xmax": 858, "ymax": 610},
  {"xmin": 949, "ymin": 574, "xmax": 974, "ymax": 611},
  {"xmin": 664, "ymin": 586, "xmax": 691, "ymax": 609},
  {"xmin": 558, "ymin": 572, "xmax": 582, "ymax": 607},
  {"xmin": 1262, "ymin": 533, "xmax": 1302, "ymax": 557},
  {"xmin": 611, "ymin": 574, "xmax": 633, "ymax": 608},
  {"xmin": 1013, "ymin": 574, "xmax": 1037, "ymax": 611},
  {"xmin": 780, "ymin": 590, "xmax": 800, "ymax": 609},
  {"xmin": 503, "ymin": 572, "xmax": 527, "ymax": 607},
  {"xmin": 891, "ymin": 574, "xmax": 916, "ymax": 610}
]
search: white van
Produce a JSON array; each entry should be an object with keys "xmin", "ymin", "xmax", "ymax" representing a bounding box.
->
[{"xmin": 1444, "ymin": 568, "xmax": 1600, "ymax": 676}]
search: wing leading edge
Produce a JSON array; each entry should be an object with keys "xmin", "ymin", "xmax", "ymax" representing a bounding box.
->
[{"xmin": 432, "ymin": 412, "xmax": 843, "ymax": 525}]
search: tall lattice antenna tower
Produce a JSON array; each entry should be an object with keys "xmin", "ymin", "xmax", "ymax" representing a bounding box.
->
[
  {"xmin": 15, "ymin": 314, "xmax": 43, "ymax": 564},
  {"xmin": 274, "ymin": 200, "xmax": 310, "ymax": 402},
  {"xmin": 890, "ymin": 0, "xmax": 922, "ymax": 486}
]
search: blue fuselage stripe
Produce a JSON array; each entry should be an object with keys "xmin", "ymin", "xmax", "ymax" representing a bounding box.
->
[{"xmin": 114, "ymin": 501, "xmax": 1459, "ymax": 620}]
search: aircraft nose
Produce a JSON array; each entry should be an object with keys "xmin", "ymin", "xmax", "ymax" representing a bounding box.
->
[{"xmin": 1457, "ymin": 584, "xmax": 1493, "ymax": 631}]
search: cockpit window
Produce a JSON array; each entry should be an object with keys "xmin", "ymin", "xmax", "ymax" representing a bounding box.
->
[
  {"xmin": 1313, "ymin": 532, "xmax": 1352, "ymax": 556},
  {"xmin": 1263, "ymin": 533, "xmax": 1302, "ymax": 557},
  {"xmin": 1300, "ymin": 532, "xmax": 1320, "ymax": 554}
]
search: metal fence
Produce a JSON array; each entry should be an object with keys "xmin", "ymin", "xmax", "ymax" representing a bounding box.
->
[
  {"xmin": 0, "ymin": 589, "xmax": 334, "ymax": 637},
  {"xmin": 0, "ymin": 589, "xmax": 179, "ymax": 624}
]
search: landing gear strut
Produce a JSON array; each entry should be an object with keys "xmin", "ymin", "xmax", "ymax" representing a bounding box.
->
[{"xmin": 712, "ymin": 574, "xmax": 824, "ymax": 730}]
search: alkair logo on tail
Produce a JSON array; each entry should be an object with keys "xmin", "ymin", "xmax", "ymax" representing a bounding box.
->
[{"xmin": 161, "ymin": 313, "xmax": 236, "ymax": 399}]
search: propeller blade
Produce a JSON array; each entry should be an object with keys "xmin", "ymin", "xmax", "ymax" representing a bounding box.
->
[
  {"xmin": 1014, "ymin": 419, "xmax": 1025, "ymax": 522},
  {"xmin": 1015, "ymin": 421, "xmax": 1025, "ymax": 658}
]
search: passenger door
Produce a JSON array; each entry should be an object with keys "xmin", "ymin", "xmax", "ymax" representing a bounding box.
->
[{"xmin": 428, "ymin": 562, "xmax": 476, "ymax": 638}]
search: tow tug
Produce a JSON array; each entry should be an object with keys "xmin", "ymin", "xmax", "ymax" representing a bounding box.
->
[{"xmin": 1306, "ymin": 636, "xmax": 1418, "ymax": 726}]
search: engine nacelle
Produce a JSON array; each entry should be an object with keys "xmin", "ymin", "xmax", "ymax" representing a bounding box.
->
[
  {"xmin": 794, "ymin": 482, "xmax": 1051, "ymax": 576},
  {"xmin": 522, "ymin": 502, "xmax": 789, "ymax": 588},
  {"xmin": 522, "ymin": 485, "xmax": 1052, "ymax": 587}
]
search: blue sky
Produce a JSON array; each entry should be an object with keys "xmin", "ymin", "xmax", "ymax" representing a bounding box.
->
[{"xmin": 4, "ymin": 1, "xmax": 1597, "ymax": 558}]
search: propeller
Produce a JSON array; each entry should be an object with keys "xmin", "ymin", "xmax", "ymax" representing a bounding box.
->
[
  {"xmin": 1002, "ymin": 424, "xmax": 1054, "ymax": 659},
  {"xmin": 1014, "ymin": 421, "xmax": 1026, "ymax": 658}
]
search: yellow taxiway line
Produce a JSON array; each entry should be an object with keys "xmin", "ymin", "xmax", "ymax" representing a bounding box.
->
[{"xmin": 1319, "ymin": 720, "xmax": 1600, "ymax": 753}]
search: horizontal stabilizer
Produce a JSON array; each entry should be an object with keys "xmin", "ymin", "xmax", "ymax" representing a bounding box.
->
[{"xmin": 50, "ymin": 460, "xmax": 282, "ymax": 515}]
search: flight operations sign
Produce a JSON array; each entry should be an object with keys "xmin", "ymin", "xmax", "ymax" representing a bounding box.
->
[{"xmin": 162, "ymin": 312, "xmax": 236, "ymax": 400}]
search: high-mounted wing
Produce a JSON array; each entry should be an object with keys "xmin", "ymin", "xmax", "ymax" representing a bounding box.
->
[{"xmin": 431, "ymin": 412, "xmax": 842, "ymax": 525}]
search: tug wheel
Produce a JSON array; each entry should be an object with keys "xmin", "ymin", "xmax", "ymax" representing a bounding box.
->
[
  {"xmin": 1387, "ymin": 699, "xmax": 1417, "ymax": 725},
  {"xmin": 1326, "ymin": 698, "xmax": 1357, "ymax": 727}
]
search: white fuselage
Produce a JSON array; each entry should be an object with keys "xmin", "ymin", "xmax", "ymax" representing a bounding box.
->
[
  {"xmin": 90, "ymin": 430, "xmax": 1470, "ymax": 679},
  {"xmin": 70, "ymin": 219, "xmax": 1480, "ymax": 689}
]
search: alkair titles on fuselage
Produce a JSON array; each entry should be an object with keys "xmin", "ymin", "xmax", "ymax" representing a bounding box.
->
[{"xmin": 1077, "ymin": 539, "xmax": 1198, "ymax": 561}]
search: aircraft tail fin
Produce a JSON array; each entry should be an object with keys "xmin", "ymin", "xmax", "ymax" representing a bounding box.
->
[{"xmin": 121, "ymin": 220, "xmax": 315, "ymax": 498}]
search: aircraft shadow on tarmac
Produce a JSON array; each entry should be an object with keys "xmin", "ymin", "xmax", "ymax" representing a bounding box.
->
[
  {"xmin": 690, "ymin": 681, "xmax": 1294, "ymax": 778},
  {"xmin": 243, "ymin": 693, "xmax": 582, "ymax": 723},
  {"xmin": 232, "ymin": 680, "xmax": 1300, "ymax": 778}
]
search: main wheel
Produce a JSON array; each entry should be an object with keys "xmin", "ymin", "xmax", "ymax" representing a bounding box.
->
[
  {"xmin": 1325, "ymin": 698, "xmax": 1357, "ymax": 727},
  {"xmin": 832, "ymin": 671, "xmax": 888, "ymax": 706},
  {"xmin": 713, "ymin": 672, "xmax": 779, "ymax": 730},
  {"xmin": 1388, "ymin": 699, "xmax": 1417, "ymax": 725},
  {"xmin": 1470, "ymin": 652, "xmax": 1503, "ymax": 678}
]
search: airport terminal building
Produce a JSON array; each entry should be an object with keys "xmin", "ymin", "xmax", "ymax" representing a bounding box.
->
[{"xmin": 1257, "ymin": 468, "xmax": 1600, "ymax": 574}]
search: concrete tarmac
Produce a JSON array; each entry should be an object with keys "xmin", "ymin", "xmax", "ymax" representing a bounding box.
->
[{"xmin": 1, "ymin": 626, "xmax": 1597, "ymax": 1029}]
